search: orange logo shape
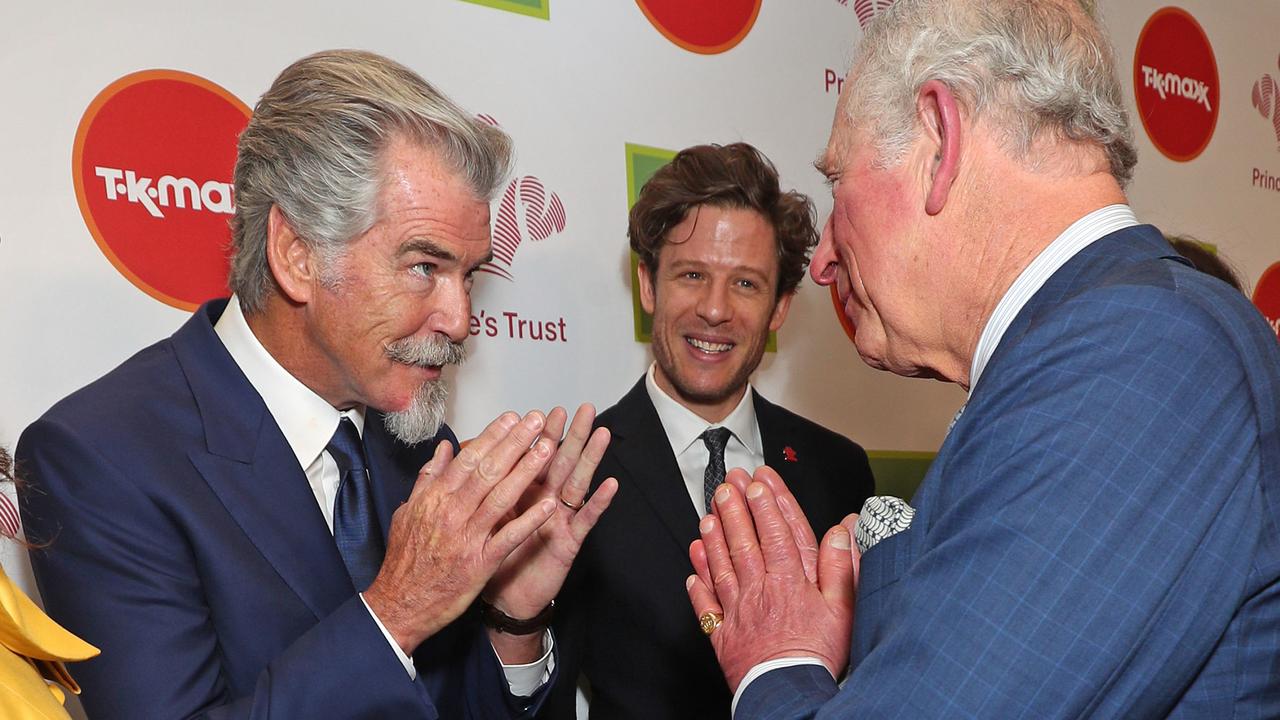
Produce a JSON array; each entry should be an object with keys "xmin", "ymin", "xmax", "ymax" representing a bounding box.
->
[
  {"xmin": 1133, "ymin": 7, "xmax": 1219, "ymax": 162},
  {"xmin": 73, "ymin": 70, "xmax": 251, "ymax": 310},
  {"xmin": 636, "ymin": 0, "xmax": 762, "ymax": 55},
  {"xmin": 830, "ymin": 285, "xmax": 857, "ymax": 343},
  {"xmin": 1254, "ymin": 261, "xmax": 1280, "ymax": 343}
]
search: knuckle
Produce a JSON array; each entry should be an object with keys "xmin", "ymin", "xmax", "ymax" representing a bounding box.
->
[
  {"xmin": 485, "ymin": 486, "xmax": 516, "ymax": 514},
  {"xmin": 476, "ymin": 455, "xmax": 504, "ymax": 483},
  {"xmin": 455, "ymin": 447, "xmax": 482, "ymax": 472}
]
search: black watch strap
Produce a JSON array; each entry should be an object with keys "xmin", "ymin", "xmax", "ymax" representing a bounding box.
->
[{"xmin": 478, "ymin": 598, "xmax": 555, "ymax": 635}]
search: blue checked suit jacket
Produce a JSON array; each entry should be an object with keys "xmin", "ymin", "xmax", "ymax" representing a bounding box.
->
[
  {"xmin": 737, "ymin": 226, "xmax": 1280, "ymax": 719},
  {"xmin": 17, "ymin": 300, "xmax": 551, "ymax": 720}
]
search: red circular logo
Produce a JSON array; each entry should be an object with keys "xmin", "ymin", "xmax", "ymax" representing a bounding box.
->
[
  {"xmin": 73, "ymin": 70, "xmax": 251, "ymax": 310},
  {"xmin": 1133, "ymin": 7, "xmax": 1219, "ymax": 162},
  {"xmin": 1253, "ymin": 261, "xmax": 1280, "ymax": 344},
  {"xmin": 635, "ymin": 0, "xmax": 762, "ymax": 55}
]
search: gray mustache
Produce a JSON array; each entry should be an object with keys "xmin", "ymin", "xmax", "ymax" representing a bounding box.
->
[{"xmin": 384, "ymin": 334, "xmax": 466, "ymax": 367}]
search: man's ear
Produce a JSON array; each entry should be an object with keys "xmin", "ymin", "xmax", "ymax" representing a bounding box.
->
[
  {"xmin": 265, "ymin": 205, "xmax": 319, "ymax": 304},
  {"xmin": 768, "ymin": 289, "xmax": 793, "ymax": 332},
  {"xmin": 917, "ymin": 79, "xmax": 963, "ymax": 216},
  {"xmin": 637, "ymin": 258, "xmax": 657, "ymax": 315}
]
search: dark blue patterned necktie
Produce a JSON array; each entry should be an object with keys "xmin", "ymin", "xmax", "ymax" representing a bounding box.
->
[
  {"xmin": 701, "ymin": 427, "xmax": 732, "ymax": 513},
  {"xmin": 328, "ymin": 418, "xmax": 384, "ymax": 591}
]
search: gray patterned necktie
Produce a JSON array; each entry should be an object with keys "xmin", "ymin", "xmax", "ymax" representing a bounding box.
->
[{"xmin": 700, "ymin": 427, "xmax": 732, "ymax": 513}]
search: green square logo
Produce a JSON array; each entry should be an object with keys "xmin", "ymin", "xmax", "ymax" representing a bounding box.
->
[
  {"xmin": 458, "ymin": 0, "xmax": 550, "ymax": 20},
  {"xmin": 624, "ymin": 143, "xmax": 777, "ymax": 351}
]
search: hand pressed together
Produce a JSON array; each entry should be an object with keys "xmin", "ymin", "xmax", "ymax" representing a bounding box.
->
[{"xmin": 687, "ymin": 466, "xmax": 860, "ymax": 691}]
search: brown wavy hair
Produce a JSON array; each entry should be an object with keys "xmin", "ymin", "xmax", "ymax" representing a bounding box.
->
[{"xmin": 628, "ymin": 143, "xmax": 819, "ymax": 298}]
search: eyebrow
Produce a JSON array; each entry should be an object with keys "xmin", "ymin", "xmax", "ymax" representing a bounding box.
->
[
  {"xmin": 666, "ymin": 258, "xmax": 771, "ymax": 282},
  {"xmin": 813, "ymin": 152, "xmax": 833, "ymax": 179},
  {"xmin": 400, "ymin": 238, "xmax": 494, "ymax": 271},
  {"xmin": 401, "ymin": 238, "xmax": 456, "ymax": 262}
]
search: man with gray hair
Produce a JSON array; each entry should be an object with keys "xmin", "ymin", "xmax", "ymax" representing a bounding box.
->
[
  {"xmin": 18, "ymin": 49, "xmax": 616, "ymax": 719},
  {"xmin": 687, "ymin": 1, "xmax": 1280, "ymax": 717}
]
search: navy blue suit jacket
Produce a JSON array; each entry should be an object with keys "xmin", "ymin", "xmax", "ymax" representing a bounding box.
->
[
  {"xmin": 738, "ymin": 226, "xmax": 1280, "ymax": 718},
  {"xmin": 17, "ymin": 300, "xmax": 550, "ymax": 719}
]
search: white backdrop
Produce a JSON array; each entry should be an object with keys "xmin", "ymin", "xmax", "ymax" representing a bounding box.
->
[{"xmin": 1, "ymin": 2, "xmax": 1278, "ymax": 713}]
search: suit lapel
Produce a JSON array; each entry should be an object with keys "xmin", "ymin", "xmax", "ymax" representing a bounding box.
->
[
  {"xmin": 174, "ymin": 301, "xmax": 357, "ymax": 620},
  {"xmin": 362, "ymin": 416, "xmax": 450, "ymax": 543},
  {"xmin": 753, "ymin": 391, "xmax": 807, "ymax": 488},
  {"xmin": 608, "ymin": 380, "xmax": 702, "ymax": 552}
]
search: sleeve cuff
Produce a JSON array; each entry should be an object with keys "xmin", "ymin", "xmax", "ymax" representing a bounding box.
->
[
  {"xmin": 498, "ymin": 629, "xmax": 555, "ymax": 697},
  {"xmin": 732, "ymin": 657, "xmax": 831, "ymax": 718},
  {"xmin": 360, "ymin": 592, "xmax": 417, "ymax": 680}
]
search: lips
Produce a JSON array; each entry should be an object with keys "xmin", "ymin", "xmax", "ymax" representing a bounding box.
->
[
  {"xmin": 686, "ymin": 336, "xmax": 734, "ymax": 354},
  {"xmin": 399, "ymin": 361, "xmax": 443, "ymax": 380}
]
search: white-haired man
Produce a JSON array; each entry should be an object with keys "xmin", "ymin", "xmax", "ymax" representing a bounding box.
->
[
  {"xmin": 19, "ymin": 50, "xmax": 616, "ymax": 719},
  {"xmin": 688, "ymin": 1, "xmax": 1280, "ymax": 718}
]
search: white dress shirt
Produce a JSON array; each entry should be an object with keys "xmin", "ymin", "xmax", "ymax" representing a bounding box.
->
[
  {"xmin": 645, "ymin": 363, "xmax": 766, "ymax": 515},
  {"xmin": 213, "ymin": 296, "xmax": 551, "ymax": 695},
  {"xmin": 731, "ymin": 205, "xmax": 1142, "ymax": 717}
]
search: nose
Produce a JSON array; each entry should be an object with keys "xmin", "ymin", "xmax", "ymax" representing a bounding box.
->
[
  {"xmin": 430, "ymin": 277, "xmax": 472, "ymax": 343},
  {"xmin": 696, "ymin": 279, "xmax": 732, "ymax": 325},
  {"xmin": 810, "ymin": 214, "xmax": 839, "ymax": 286}
]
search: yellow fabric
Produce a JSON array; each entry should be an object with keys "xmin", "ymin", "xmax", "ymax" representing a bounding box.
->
[{"xmin": 0, "ymin": 567, "xmax": 98, "ymax": 719}]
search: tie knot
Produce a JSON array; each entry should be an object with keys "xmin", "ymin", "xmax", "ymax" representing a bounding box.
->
[
  {"xmin": 326, "ymin": 417, "xmax": 367, "ymax": 476},
  {"xmin": 701, "ymin": 426, "xmax": 732, "ymax": 454}
]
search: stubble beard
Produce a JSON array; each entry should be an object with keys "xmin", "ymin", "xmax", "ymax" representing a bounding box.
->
[{"xmin": 652, "ymin": 325, "xmax": 766, "ymax": 409}]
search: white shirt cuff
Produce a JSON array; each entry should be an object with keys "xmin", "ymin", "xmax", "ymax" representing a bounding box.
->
[
  {"xmin": 731, "ymin": 657, "xmax": 831, "ymax": 718},
  {"xmin": 498, "ymin": 629, "xmax": 556, "ymax": 697},
  {"xmin": 360, "ymin": 593, "xmax": 417, "ymax": 679}
]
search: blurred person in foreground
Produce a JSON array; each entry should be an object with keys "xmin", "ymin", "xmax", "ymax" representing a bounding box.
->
[
  {"xmin": 687, "ymin": 1, "xmax": 1280, "ymax": 717},
  {"xmin": 17, "ymin": 50, "xmax": 615, "ymax": 719},
  {"xmin": 0, "ymin": 448, "xmax": 98, "ymax": 720},
  {"xmin": 546, "ymin": 143, "xmax": 873, "ymax": 719},
  {"xmin": 1165, "ymin": 234, "xmax": 1247, "ymax": 294}
]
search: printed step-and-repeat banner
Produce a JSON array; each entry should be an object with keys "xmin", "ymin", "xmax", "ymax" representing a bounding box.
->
[{"xmin": 1, "ymin": 4, "xmax": 1277, "ymax": 694}]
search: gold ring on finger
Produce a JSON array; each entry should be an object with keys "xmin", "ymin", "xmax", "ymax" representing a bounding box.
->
[
  {"xmin": 699, "ymin": 611, "xmax": 723, "ymax": 636},
  {"xmin": 559, "ymin": 495, "xmax": 586, "ymax": 511}
]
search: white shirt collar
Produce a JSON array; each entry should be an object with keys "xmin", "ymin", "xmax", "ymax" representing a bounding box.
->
[
  {"xmin": 644, "ymin": 363, "xmax": 761, "ymax": 457},
  {"xmin": 968, "ymin": 204, "xmax": 1140, "ymax": 395},
  {"xmin": 213, "ymin": 296, "xmax": 365, "ymax": 469}
]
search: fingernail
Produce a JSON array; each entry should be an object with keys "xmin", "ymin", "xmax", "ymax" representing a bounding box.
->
[
  {"xmin": 746, "ymin": 483, "xmax": 764, "ymax": 499},
  {"xmin": 686, "ymin": 576, "xmax": 696, "ymax": 589},
  {"xmin": 500, "ymin": 412, "xmax": 520, "ymax": 429},
  {"xmin": 700, "ymin": 516, "xmax": 716, "ymax": 533},
  {"xmin": 539, "ymin": 498, "xmax": 556, "ymax": 514},
  {"xmin": 830, "ymin": 527, "xmax": 851, "ymax": 550},
  {"xmin": 715, "ymin": 486, "xmax": 730, "ymax": 504},
  {"xmin": 524, "ymin": 412, "xmax": 544, "ymax": 430},
  {"xmin": 535, "ymin": 438, "xmax": 553, "ymax": 456}
]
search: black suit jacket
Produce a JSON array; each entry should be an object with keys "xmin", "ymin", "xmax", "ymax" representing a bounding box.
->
[{"xmin": 545, "ymin": 378, "xmax": 874, "ymax": 719}]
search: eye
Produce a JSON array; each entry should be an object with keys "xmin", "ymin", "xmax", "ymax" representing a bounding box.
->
[
  {"xmin": 411, "ymin": 262, "xmax": 435, "ymax": 279},
  {"xmin": 736, "ymin": 278, "xmax": 758, "ymax": 290},
  {"xmin": 464, "ymin": 269, "xmax": 477, "ymax": 292},
  {"xmin": 683, "ymin": 271, "xmax": 703, "ymax": 281}
]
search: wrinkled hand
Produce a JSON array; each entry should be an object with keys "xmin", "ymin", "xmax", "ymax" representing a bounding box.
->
[
  {"xmin": 363, "ymin": 411, "xmax": 559, "ymax": 656},
  {"xmin": 484, "ymin": 404, "xmax": 617, "ymax": 619},
  {"xmin": 687, "ymin": 466, "xmax": 860, "ymax": 692}
]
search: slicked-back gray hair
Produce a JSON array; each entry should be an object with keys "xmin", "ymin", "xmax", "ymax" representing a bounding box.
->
[
  {"xmin": 846, "ymin": 0, "xmax": 1136, "ymax": 185},
  {"xmin": 229, "ymin": 49, "xmax": 513, "ymax": 312}
]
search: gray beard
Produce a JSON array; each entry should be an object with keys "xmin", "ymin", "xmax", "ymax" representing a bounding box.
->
[
  {"xmin": 383, "ymin": 378, "xmax": 450, "ymax": 445},
  {"xmin": 382, "ymin": 334, "xmax": 466, "ymax": 445}
]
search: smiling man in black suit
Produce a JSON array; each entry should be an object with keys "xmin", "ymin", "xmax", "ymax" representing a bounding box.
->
[{"xmin": 545, "ymin": 142, "xmax": 875, "ymax": 719}]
